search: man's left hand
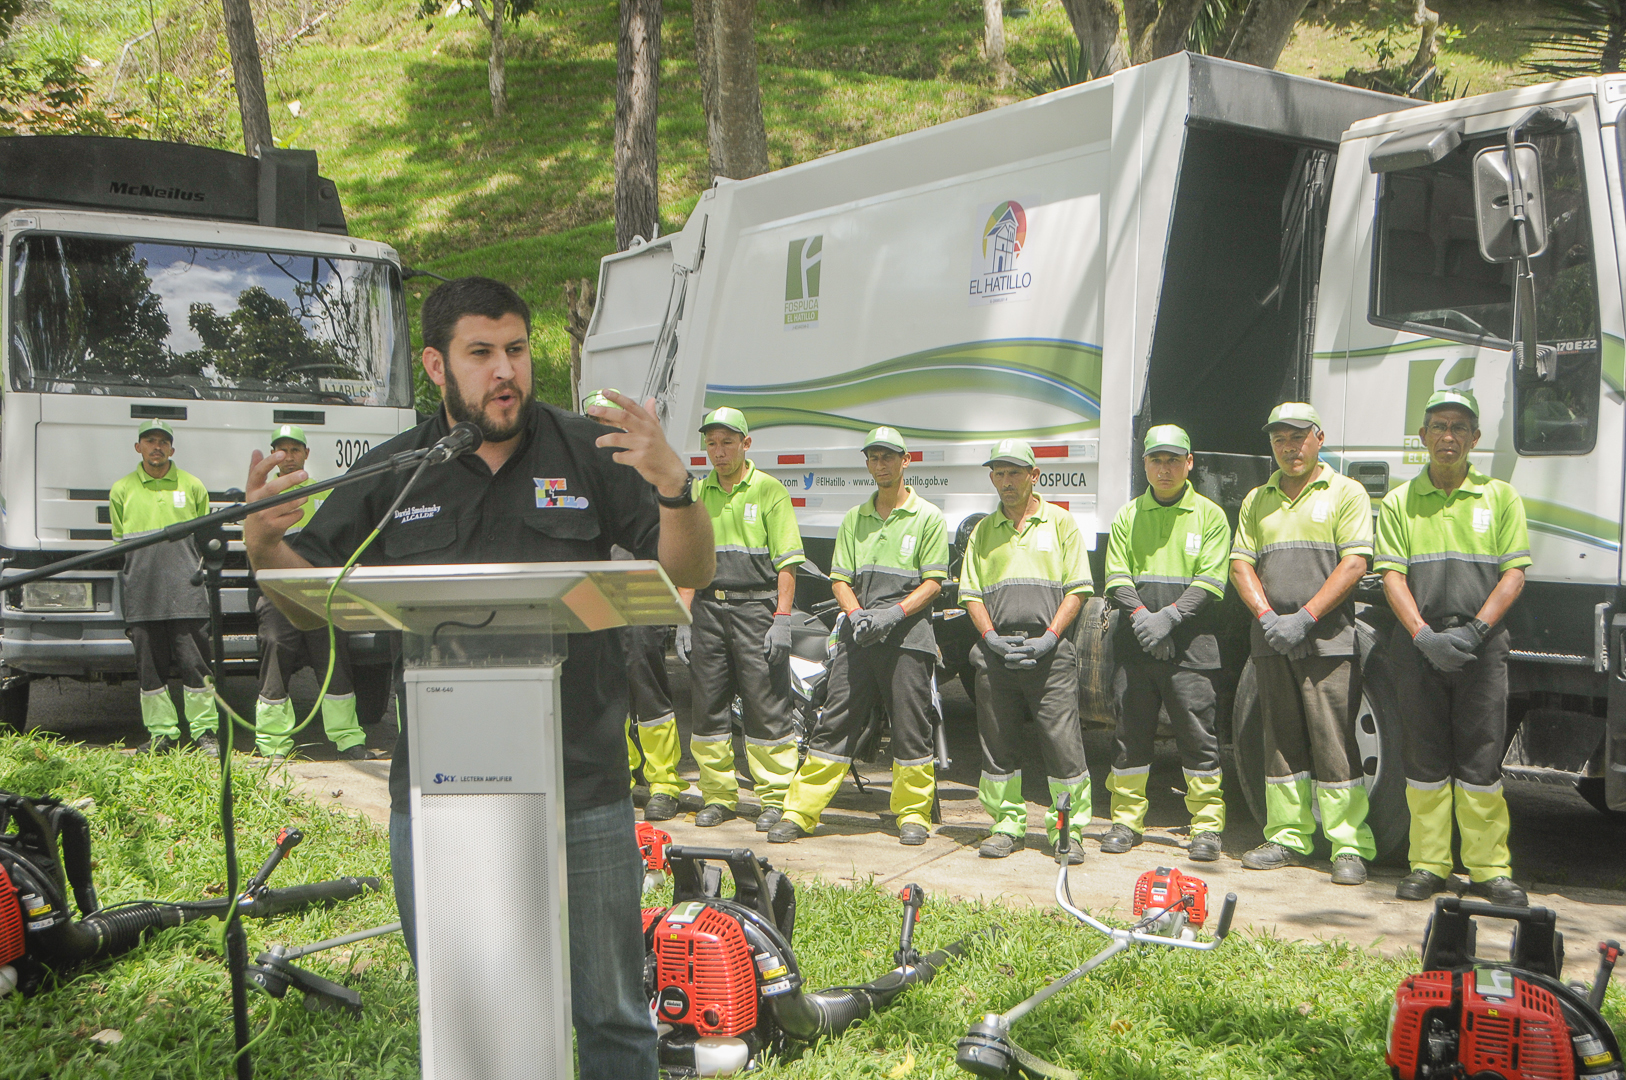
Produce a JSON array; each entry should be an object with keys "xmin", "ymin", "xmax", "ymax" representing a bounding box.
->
[
  {"xmin": 1264, "ymin": 608, "xmax": 1317, "ymax": 654},
  {"xmin": 764, "ymin": 613, "xmax": 793, "ymax": 665},
  {"xmin": 852, "ymin": 604, "xmax": 906, "ymax": 646},
  {"xmin": 589, "ymin": 391, "xmax": 691, "ymax": 499},
  {"xmin": 1004, "ymin": 629, "xmax": 1059, "ymax": 669}
]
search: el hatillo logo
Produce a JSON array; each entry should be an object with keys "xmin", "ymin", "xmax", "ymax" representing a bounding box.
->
[{"xmin": 969, "ymin": 201, "xmax": 1035, "ymax": 306}]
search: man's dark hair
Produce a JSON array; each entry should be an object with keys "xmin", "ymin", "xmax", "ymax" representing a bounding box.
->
[{"xmin": 420, "ymin": 276, "xmax": 532, "ymax": 356}]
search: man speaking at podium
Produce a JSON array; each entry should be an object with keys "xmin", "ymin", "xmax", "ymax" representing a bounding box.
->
[{"xmin": 241, "ymin": 277, "xmax": 714, "ymax": 1079}]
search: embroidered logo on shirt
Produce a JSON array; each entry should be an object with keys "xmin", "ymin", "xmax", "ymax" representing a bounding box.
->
[
  {"xmin": 743, "ymin": 503, "xmax": 760, "ymax": 524},
  {"xmin": 395, "ymin": 504, "xmax": 442, "ymax": 523},
  {"xmin": 1310, "ymin": 499, "xmax": 1329, "ymax": 523},
  {"xmin": 172, "ymin": 490, "xmax": 186, "ymax": 508},
  {"xmin": 1034, "ymin": 532, "xmax": 1054, "ymax": 553},
  {"xmin": 1185, "ymin": 532, "xmax": 1201, "ymax": 556},
  {"xmin": 535, "ymin": 477, "xmax": 588, "ymax": 510},
  {"xmin": 900, "ymin": 534, "xmax": 917, "ymax": 558},
  {"xmin": 1472, "ymin": 507, "xmax": 1492, "ymax": 534}
]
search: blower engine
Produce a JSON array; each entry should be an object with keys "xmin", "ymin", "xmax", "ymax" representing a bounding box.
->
[
  {"xmin": 644, "ymin": 845, "xmax": 995, "ymax": 1077},
  {"xmin": 1387, "ymin": 897, "xmax": 1622, "ymax": 1080},
  {"xmin": 0, "ymin": 789, "xmax": 379, "ymax": 996}
]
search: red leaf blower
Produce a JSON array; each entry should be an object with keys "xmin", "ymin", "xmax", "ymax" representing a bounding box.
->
[
  {"xmin": 1386, "ymin": 897, "xmax": 1622, "ymax": 1080},
  {"xmin": 644, "ymin": 845, "xmax": 997, "ymax": 1077}
]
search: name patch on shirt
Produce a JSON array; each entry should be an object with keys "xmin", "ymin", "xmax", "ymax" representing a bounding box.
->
[
  {"xmin": 395, "ymin": 504, "xmax": 442, "ymax": 524},
  {"xmin": 1310, "ymin": 499, "xmax": 1329, "ymax": 523},
  {"xmin": 1034, "ymin": 532, "xmax": 1054, "ymax": 553},
  {"xmin": 172, "ymin": 490, "xmax": 186, "ymax": 508},
  {"xmin": 743, "ymin": 503, "xmax": 760, "ymax": 524},
  {"xmin": 1472, "ymin": 507, "xmax": 1492, "ymax": 534},
  {"xmin": 900, "ymin": 534, "xmax": 917, "ymax": 558},
  {"xmin": 535, "ymin": 477, "xmax": 588, "ymax": 510},
  {"xmin": 1185, "ymin": 532, "xmax": 1201, "ymax": 556}
]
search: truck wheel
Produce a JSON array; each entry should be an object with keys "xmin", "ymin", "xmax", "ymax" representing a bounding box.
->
[
  {"xmin": 0, "ymin": 675, "xmax": 28, "ymax": 735},
  {"xmin": 352, "ymin": 664, "xmax": 394, "ymax": 726},
  {"xmin": 1229, "ymin": 620, "xmax": 1409, "ymax": 861},
  {"xmin": 1575, "ymin": 777, "xmax": 1625, "ymax": 817},
  {"xmin": 1073, "ymin": 597, "xmax": 1117, "ymax": 728}
]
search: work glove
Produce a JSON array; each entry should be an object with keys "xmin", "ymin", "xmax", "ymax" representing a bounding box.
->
[
  {"xmin": 1131, "ymin": 605, "xmax": 1182, "ymax": 653},
  {"xmin": 982, "ymin": 629, "xmax": 1027, "ymax": 659},
  {"xmin": 675, "ymin": 624, "xmax": 692, "ymax": 665},
  {"xmin": 1005, "ymin": 629, "xmax": 1060, "ymax": 670},
  {"xmin": 1150, "ymin": 637, "xmax": 1176, "ymax": 662},
  {"xmin": 1287, "ymin": 638, "xmax": 1317, "ymax": 661},
  {"xmin": 1413, "ymin": 625, "xmax": 1474, "ymax": 673},
  {"xmin": 1264, "ymin": 608, "xmax": 1317, "ymax": 655},
  {"xmin": 764, "ymin": 613, "xmax": 794, "ymax": 666},
  {"xmin": 853, "ymin": 604, "xmax": 907, "ymax": 647},
  {"xmin": 1442, "ymin": 623, "xmax": 1486, "ymax": 656}
]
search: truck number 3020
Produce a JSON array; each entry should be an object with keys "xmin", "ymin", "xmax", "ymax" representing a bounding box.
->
[{"xmin": 335, "ymin": 439, "xmax": 371, "ymax": 468}]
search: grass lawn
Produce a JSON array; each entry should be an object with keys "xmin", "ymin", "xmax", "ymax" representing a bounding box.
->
[{"xmin": 3, "ymin": 731, "xmax": 1622, "ymax": 1078}]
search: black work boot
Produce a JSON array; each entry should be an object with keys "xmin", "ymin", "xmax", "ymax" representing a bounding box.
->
[
  {"xmin": 694, "ymin": 804, "xmax": 736, "ymax": 827},
  {"xmin": 979, "ymin": 833, "xmax": 1023, "ymax": 858},
  {"xmin": 755, "ymin": 807, "xmax": 784, "ymax": 833},
  {"xmin": 1330, "ymin": 853, "xmax": 1367, "ymax": 886},
  {"xmin": 1240, "ymin": 841, "xmax": 1307, "ymax": 870},
  {"xmin": 1395, "ymin": 869, "xmax": 1457, "ymax": 901},
  {"xmin": 1187, "ymin": 832, "xmax": 1223, "ymax": 862},
  {"xmin": 1466, "ymin": 876, "xmax": 1528, "ymax": 906},
  {"xmin": 1099, "ymin": 824, "xmax": 1143, "ymax": 854},
  {"xmin": 642, "ymin": 793, "xmax": 680, "ymax": 822}
]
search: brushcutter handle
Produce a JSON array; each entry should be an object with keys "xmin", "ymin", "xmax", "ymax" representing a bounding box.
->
[
  {"xmin": 244, "ymin": 826, "xmax": 303, "ymax": 898},
  {"xmin": 896, "ymin": 883, "xmax": 924, "ymax": 967},
  {"xmin": 1214, "ymin": 893, "xmax": 1236, "ymax": 940},
  {"xmin": 1054, "ymin": 793, "xmax": 1071, "ymax": 855}
]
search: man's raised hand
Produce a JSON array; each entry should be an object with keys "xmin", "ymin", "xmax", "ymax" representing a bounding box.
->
[
  {"xmin": 241, "ymin": 449, "xmax": 308, "ymax": 563},
  {"xmin": 588, "ymin": 391, "xmax": 690, "ymax": 498}
]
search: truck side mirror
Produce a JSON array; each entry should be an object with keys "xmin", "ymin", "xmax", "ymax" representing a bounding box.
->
[{"xmin": 1472, "ymin": 144, "xmax": 1548, "ymax": 264}]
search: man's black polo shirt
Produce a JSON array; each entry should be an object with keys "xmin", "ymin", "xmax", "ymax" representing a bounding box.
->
[{"xmin": 290, "ymin": 402, "xmax": 660, "ymax": 815}]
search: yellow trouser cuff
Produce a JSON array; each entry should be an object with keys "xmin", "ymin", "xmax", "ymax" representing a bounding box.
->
[
  {"xmin": 891, "ymin": 763, "xmax": 935, "ymax": 829},
  {"xmin": 689, "ymin": 737, "xmax": 740, "ymax": 810},
  {"xmin": 1406, "ymin": 783, "xmax": 1455, "ymax": 879},
  {"xmin": 1106, "ymin": 770, "xmax": 1150, "ymax": 834}
]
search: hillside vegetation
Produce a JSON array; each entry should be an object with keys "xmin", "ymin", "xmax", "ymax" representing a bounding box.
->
[{"xmin": 8, "ymin": 0, "xmax": 1560, "ymax": 405}]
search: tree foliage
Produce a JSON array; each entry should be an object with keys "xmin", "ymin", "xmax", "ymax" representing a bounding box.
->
[
  {"xmin": 1525, "ymin": 0, "xmax": 1626, "ymax": 78},
  {"xmin": 186, "ymin": 287, "xmax": 348, "ymax": 384}
]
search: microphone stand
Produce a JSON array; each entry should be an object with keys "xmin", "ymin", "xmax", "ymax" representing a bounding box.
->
[{"xmin": 1, "ymin": 443, "xmax": 445, "ymax": 1080}]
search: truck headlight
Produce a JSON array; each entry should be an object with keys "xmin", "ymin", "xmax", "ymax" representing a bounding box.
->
[{"xmin": 19, "ymin": 581, "xmax": 93, "ymax": 611}]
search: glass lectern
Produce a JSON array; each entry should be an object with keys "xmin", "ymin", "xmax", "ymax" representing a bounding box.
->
[{"xmin": 257, "ymin": 560, "xmax": 688, "ymax": 1080}]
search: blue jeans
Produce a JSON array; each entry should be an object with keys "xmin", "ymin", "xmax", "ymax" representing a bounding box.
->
[{"xmin": 390, "ymin": 796, "xmax": 657, "ymax": 1080}]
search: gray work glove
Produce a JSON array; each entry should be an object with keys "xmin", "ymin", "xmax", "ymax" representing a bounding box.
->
[
  {"xmin": 1150, "ymin": 637, "xmax": 1176, "ymax": 662},
  {"xmin": 1413, "ymin": 626, "xmax": 1474, "ymax": 673},
  {"xmin": 853, "ymin": 604, "xmax": 907, "ymax": 647},
  {"xmin": 764, "ymin": 612, "xmax": 794, "ymax": 666},
  {"xmin": 982, "ymin": 629, "xmax": 1026, "ymax": 659},
  {"xmin": 1443, "ymin": 623, "xmax": 1486, "ymax": 656},
  {"xmin": 1287, "ymin": 638, "xmax": 1317, "ymax": 661},
  {"xmin": 1005, "ymin": 629, "xmax": 1060, "ymax": 670},
  {"xmin": 675, "ymin": 623, "xmax": 692, "ymax": 665},
  {"xmin": 1131, "ymin": 605, "xmax": 1182, "ymax": 652},
  {"xmin": 1264, "ymin": 608, "xmax": 1317, "ymax": 655}
]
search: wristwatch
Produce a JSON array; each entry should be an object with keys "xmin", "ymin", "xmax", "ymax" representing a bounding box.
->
[
  {"xmin": 1470, "ymin": 618, "xmax": 1493, "ymax": 640},
  {"xmin": 656, "ymin": 474, "xmax": 695, "ymax": 509}
]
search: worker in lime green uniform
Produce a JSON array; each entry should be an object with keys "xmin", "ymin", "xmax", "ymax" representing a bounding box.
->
[
  {"xmin": 962, "ymin": 439, "xmax": 1095, "ymax": 862},
  {"xmin": 1101, "ymin": 425, "xmax": 1232, "ymax": 861},
  {"xmin": 1376, "ymin": 389, "xmax": 1530, "ymax": 907},
  {"xmin": 680, "ymin": 407, "xmax": 806, "ymax": 831},
  {"xmin": 252, "ymin": 425, "xmax": 375, "ymax": 763},
  {"xmin": 1231, "ymin": 402, "xmax": 1375, "ymax": 886},
  {"xmin": 109, "ymin": 420, "xmax": 219, "ymax": 754},
  {"xmin": 772, "ymin": 426, "xmax": 949, "ymax": 846}
]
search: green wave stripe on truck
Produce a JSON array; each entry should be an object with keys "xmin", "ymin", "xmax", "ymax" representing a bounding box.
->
[
  {"xmin": 1315, "ymin": 333, "xmax": 1625, "ymax": 394},
  {"xmin": 1521, "ymin": 497, "xmax": 1621, "ymax": 552},
  {"xmin": 705, "ymin": 338, "xmax": 1102, "ymax": 434}
]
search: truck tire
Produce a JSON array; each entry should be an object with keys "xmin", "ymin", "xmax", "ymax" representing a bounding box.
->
[
  {"xmin": 1229, "ymin": 619, "xmax": 1409, "ymax": 861},
  {"xmin": 1575, "ymin": 777, "xmax": 1624, "ymax": 818},
  {"xmin": 351, "ymin": 663, "xmax": 394, "ymax": 727},
  {"xmin": 0, "ymin": 674, "xmax": 28, "ymax": 735},
  {"xmin": 1074, "ymin": 596, "xmax": 1117, "ymax": 728}
]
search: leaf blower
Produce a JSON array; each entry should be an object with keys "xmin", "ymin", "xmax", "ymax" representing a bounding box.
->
[
  {"xmin": 643, "ymin": 844, "xmax": 997, "ymax": 1077},
  {"xmin": 0, "ymin": 790, "xmax": 380, "ymax": 996},
  {"xmin": 1386, "ymin": 896, "xmax": 1622, "ymax": 1080},
  {"xmin": 955, "ymin": 793, "xmax": 1237, "ymax": 1080}
]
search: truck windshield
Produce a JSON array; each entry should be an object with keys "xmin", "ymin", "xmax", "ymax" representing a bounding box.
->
[{"xmin": 8, "ymin": 235, "xmax": 411, "ymax": 406}]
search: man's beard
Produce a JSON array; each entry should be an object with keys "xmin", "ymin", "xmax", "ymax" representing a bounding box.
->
[{"xmin": 443, "ymin": 365, "xmax": 532, "ymax": 443}]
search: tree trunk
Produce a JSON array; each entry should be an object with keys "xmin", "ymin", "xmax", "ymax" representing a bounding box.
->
[
  {"xmin": 562, "ymin": 278, "xmax": 596, "ymax": 410},
  {"xmin": 1606, "ymin": 5, "xmax": 1626, "ymax": 72},
  {"xmin": 470, "ymin": 0, "xmax": 508, "ymax": 117},
  {"xmin": 1131, "ymin": 0, "xmax": 1208, "ymax": 62},
  {"xmin": 692, "ymin": 0, "xmax": 725, "ymax": 181},
  {"xmin": 616, "ymin": 0, "xmax": 662, "ymax": 250},
  {"xmin": 1058, "ymin": 0, "xmax": 1129, "ymax": 76},
  {"xmin": 221, "ymin": 0, "xmax": 273, "ymax": 156},
  {"xmin": 707, "ymin": 0, "xmax": 769, "ymax": 180},
  {"xmin": 1224, "ymin": 0, "xmax": 1313, "ymax": 69},
  {"xmin": 1404, "ymin": 0, "xmax": 1440, "ymax": 85},
  {"xmin": 983, "ymin": 0, "xmax": 1009, "ymax": 83}
]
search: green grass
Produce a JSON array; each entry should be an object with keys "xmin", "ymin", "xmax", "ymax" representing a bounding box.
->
[{"xmin": 3, "ymin": 732, "xmax": 1622, "ymax": 1078}]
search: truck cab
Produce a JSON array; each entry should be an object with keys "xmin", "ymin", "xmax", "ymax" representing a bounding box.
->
[{"xmin": 0, "ymin": 136, "xmax": 416, "ymax": 731}]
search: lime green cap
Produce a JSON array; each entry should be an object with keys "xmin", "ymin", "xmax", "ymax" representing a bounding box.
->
[
  {"xmin": 1424, "ymin": 388, "xmax": 1479, "ymax": 418},
  {"xmin": 270, "ymin": 424, "xmax": 308, "ymax": 447},
  {"xmin": 1263, "ymin": 402, "xmax": 1323, "ymax": 431},
  {"xmin": 984, "ymin": 438, "xmax": 1036, "ymax": 468},
  {"xmin": 582, "ymin": 388, "xmax": 620, "ymax": 412},
  {"xmin": 137, "ymin": 419, "xmax": 174, "ymax": 440},
  {"xmin": 1143, "ymin": 424, "xmax": 1192, "ymax": 456},
  {"xmin": 700, "ymin": 406, "xmax": 750, "ymax": 437},
  {"xmin": 863, "ymin": 426, "xmax": 908, "ymax": 454}
]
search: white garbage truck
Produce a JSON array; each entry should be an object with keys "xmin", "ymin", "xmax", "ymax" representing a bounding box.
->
[
  {"xmin": 0, "ymin": 136, "xmax": 418, "ymax": 732},
  {"xmin": 582, "ymin": 52, "xmax": 1626, "ymax": 855}
]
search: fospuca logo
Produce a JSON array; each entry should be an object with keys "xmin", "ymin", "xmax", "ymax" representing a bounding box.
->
[
  {"xmin": 784, "ymin": 236, "xmax": 822, "ymax": 331},
  {"xmin": 969, "ymin": 201, "xmax": 1035, "ymax": 306}
]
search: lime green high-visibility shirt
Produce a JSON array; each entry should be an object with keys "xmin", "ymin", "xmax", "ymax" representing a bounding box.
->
[
  {"xmin": 1231, "ymin": 462, "xmax": 1373, "ymax": 658},
  {"xmin": 698, "ymin": 460, "xmax": 805, "ymax": 591},
  {"xmin": 1374, "ymin": 465, "xmax": 1531, "ymax": 626},
  {"xmin": 831, "ymin": 486, "xmax": 949, "ymax": 654},
  {"xmin": 285, "ymin": 476, "xmax": 329, "ymax": 535},
  {"xmin": 960, "ymin": 496, "xmax": 1093, "ymax": 635},
  {"xmin": 1103, "ymin": 482, "xmax": 1230, "ymax": 668},
  {"xmin": 109, "ymin": 464, "xmax": 210, "ymax": 539},
  {"xmin": 109, "ymin": 463, "xmax": 211, "ymax": 623}
]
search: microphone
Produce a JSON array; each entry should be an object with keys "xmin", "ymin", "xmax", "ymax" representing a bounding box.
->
[{"xmin": 424, "ymin": 422, "xmax": 483, "ymax": 465}]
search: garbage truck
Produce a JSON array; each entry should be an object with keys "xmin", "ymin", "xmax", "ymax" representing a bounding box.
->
[
  {"xmin": 581, "ymin": 52, "xmax": 1626, "ymax": 856},
  {"xmin": 0, "ymin": 136, "xmax": 417, "ymax": 732}
]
